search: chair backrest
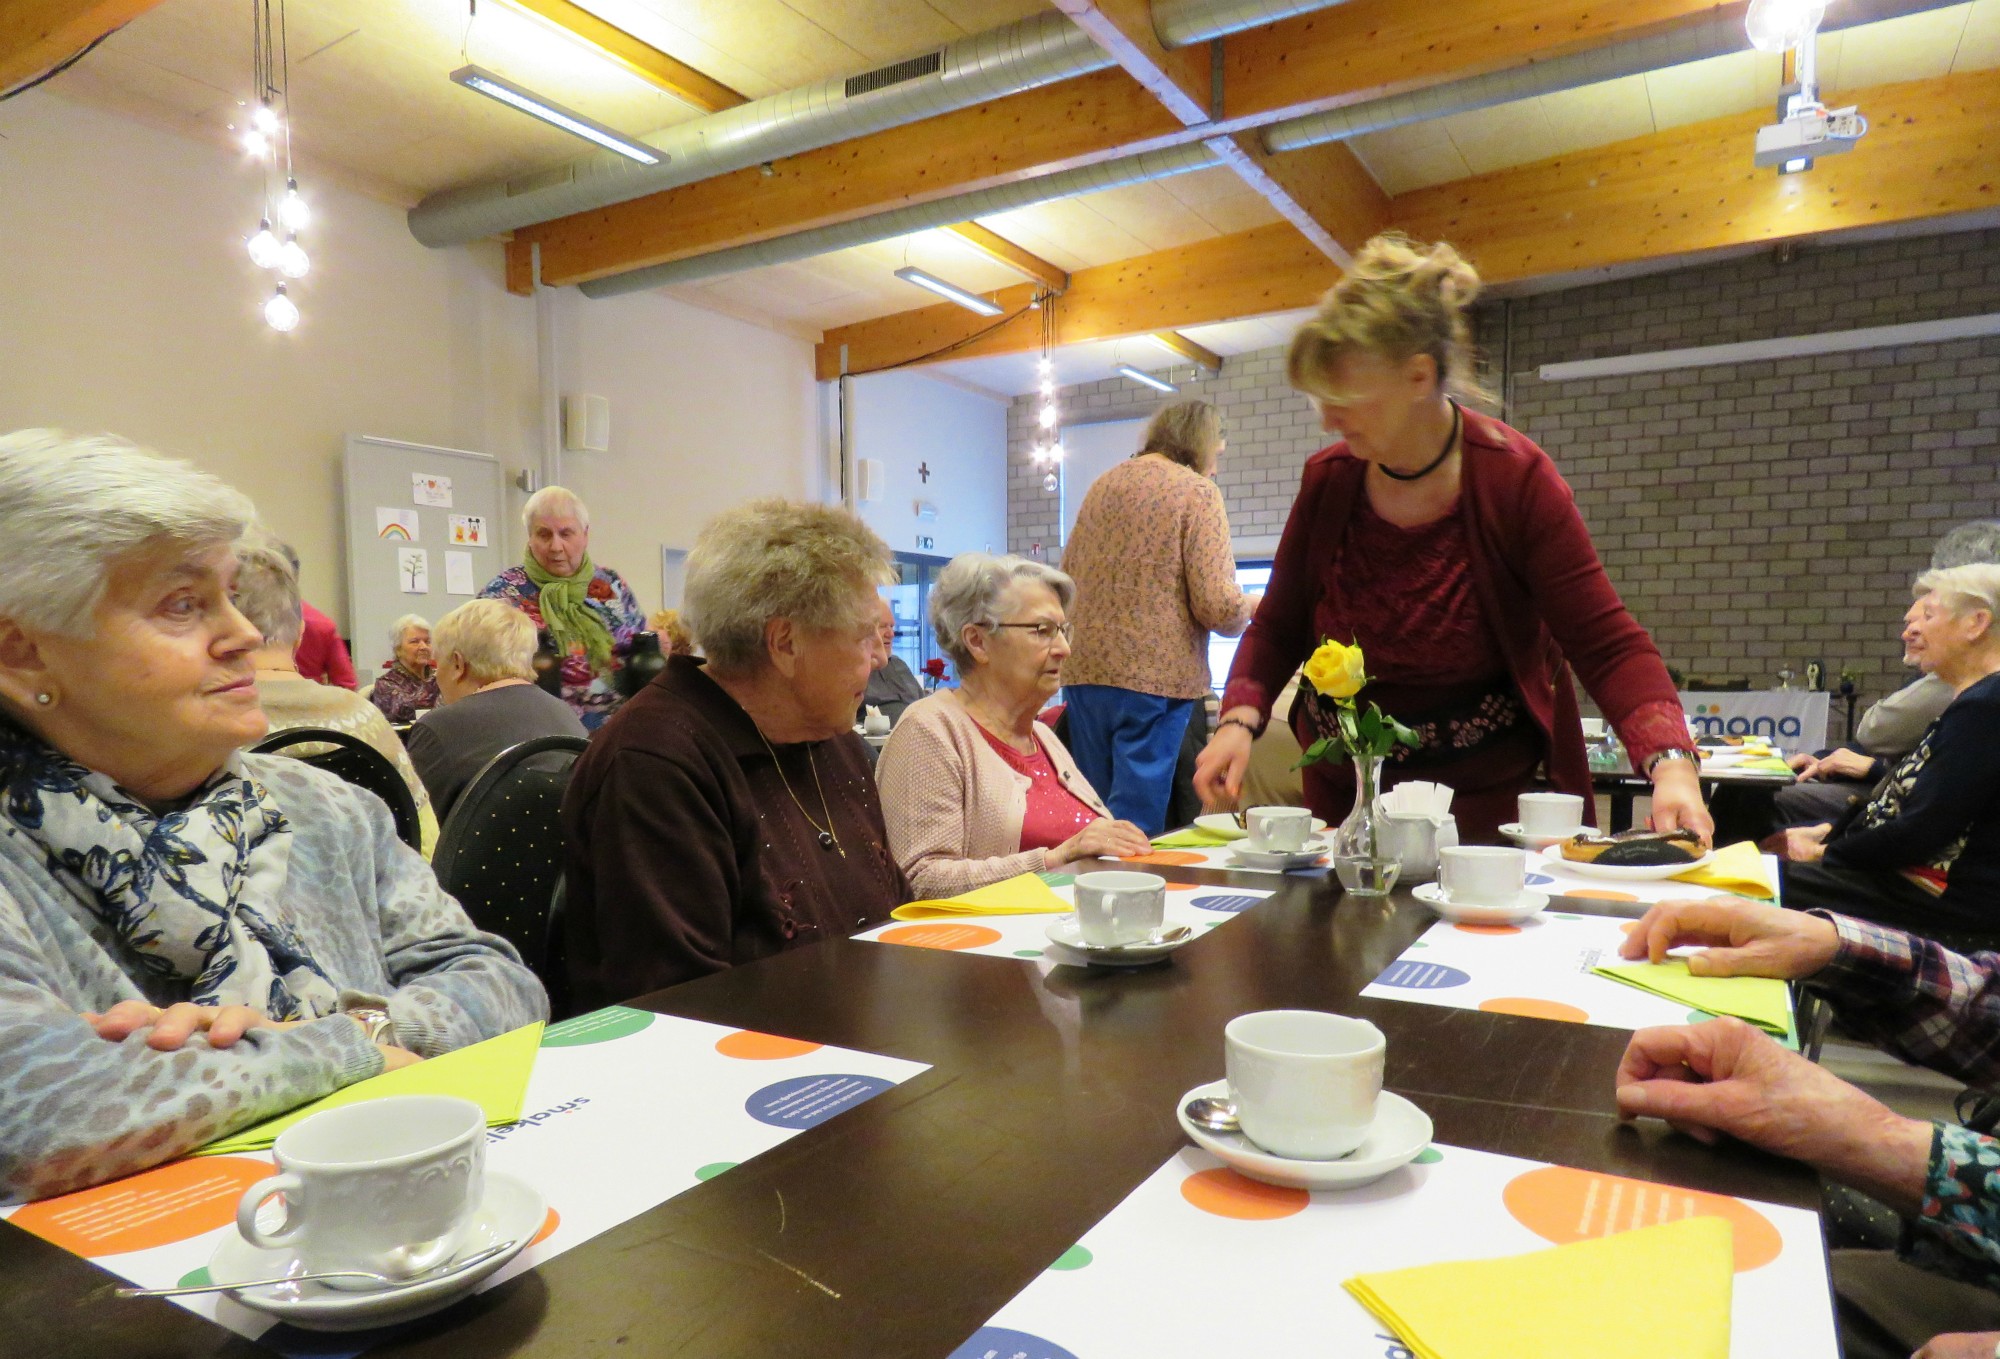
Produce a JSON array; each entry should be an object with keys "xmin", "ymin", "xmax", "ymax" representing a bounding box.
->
[
  {"xmin": 431, "ymin": 736, "xmax": 588, "ymax": 998},
  {"xmin": 251, "ymin": 728, "xmax": 423, "ymax": 851}
]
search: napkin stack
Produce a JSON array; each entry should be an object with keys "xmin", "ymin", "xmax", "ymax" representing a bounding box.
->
[
  {"xmin": 890, "ymin": 872, "xmax": 1071, "ymax": 920},
  {"xmin": 1666, "ymin": 840, "xmax": 1779, "ymax": 899},
  {"xmin": 1380, "ymin": 781, "xmax": 1453, "ymax": 818},
  {"xmin": 1590, "ymin": 959, "xmax": 1793, "ymax": 1036}
]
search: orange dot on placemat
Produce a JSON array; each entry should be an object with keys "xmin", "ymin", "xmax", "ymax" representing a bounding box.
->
[
  {"xmin": 1122, "ymin": 851, "xmax": 1205, "ymax": 866},
  {"xmin": 1179, "ymin": 1167, "xmax": 1308, "ymax": 1220},
  {"xmin": 1453, "ymin": 923, "xmax": 1523, "ymax": 936},
  {"xmin": 530, "ymin": 1206, "xmax": 561, "ymax": 1247},
  {"xmin": 1566, "ymin": 889, "xmax": 1643, "ymax": 902},
  {"xmin": 714, "ymin": 1030, "xmax": 825, "ymax": 1060},
  {"xmin": 1479, "ymin": 996, "xmax": 1590, "ymax": 1023},
  {"xmin": 876, "ymin": 922, "xmax": 1005, "ymax": 951},
  {"xmin": 11, "ymin": 1156, "xmax": 274, "ymax": 1257},
  {"xmin": 1502, "ymin": 1164, "xmax": 1782, "ymax": 1272},
  {"xmin": 1164, "ymin": 881, "xmax": 1200, "ymax": 891}
]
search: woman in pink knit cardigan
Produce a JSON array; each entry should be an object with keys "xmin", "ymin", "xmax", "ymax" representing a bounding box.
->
[{"xmin": 877, "ymin": 554, "xmax": 1150, "ymax": 899}]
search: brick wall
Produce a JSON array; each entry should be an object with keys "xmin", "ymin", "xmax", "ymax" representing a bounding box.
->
[{"xmin": 1006, "ymin": 224, "xmax": 2000, "ymax": 714}]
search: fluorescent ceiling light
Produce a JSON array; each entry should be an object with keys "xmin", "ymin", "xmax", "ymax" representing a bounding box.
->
[
  {"xmin": 894, "ymin": 266, "xmax": 1003, "ymax": 316},
  {"xmin": 1116, "ymin": 364, "xmax": 1177, "ymax": 393},
  {"xmin": 450, "ymin": 65, "xmax": 662, "ymax": 165}
]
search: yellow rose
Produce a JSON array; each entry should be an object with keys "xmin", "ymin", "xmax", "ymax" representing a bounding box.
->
[{"xmin": 1303, "ymin": 638, "xmax": 1367, "ymax": 700}]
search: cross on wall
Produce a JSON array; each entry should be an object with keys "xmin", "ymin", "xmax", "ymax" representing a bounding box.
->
[{"xmin": 917, "ymin": 462, "xmax": 931, "ymax": 483}]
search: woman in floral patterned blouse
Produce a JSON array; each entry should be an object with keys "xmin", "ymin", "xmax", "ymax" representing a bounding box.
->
[{"xmin": 478, "ymin": 486, "xmax": 646, "ymax": 731}]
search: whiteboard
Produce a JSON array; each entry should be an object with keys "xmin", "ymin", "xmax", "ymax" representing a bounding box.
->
[
  {"xmin": 1059, "ymin": 417, "xmax": 1147, "ymax": 543},
  {"xmin": 340, "ymin": 436, "xmax": 508, "ymax": 678}
]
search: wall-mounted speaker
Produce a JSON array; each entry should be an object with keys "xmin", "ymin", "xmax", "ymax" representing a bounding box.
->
[
  {"xmin": 857, "ymin": 458, "xmax": 885, "ymax": 504},
  {"xmin": 562, "ymin": 394, "xmax": 610, "ymax": 453}
]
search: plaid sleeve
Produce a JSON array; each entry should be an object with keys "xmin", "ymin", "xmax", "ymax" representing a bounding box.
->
[
  {"xmin": 1806, "ymin": 912, "xmax": 2000, "ymax": 1090},
  {"xmin": 1906, "ymin": 1123, "xmax": 2000, "ymax": 1290}
]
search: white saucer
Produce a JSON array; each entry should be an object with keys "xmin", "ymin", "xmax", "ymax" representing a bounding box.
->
[
  {"xmin": 1498, "ymin": 821, "xmax": 1587, "ymax": 850},
  {"xmin": 1176, "ymin": 1080, "xmax": 1433, "ymax": 1190},
  {"xmin": 1411, "ymin": 881, "xmax": 1549, "ymax": 924},
  {"xmin": 1194, "ymin": 813, "xmax": 1329, "ymax": 841},
  {"xmin": 206, "ymin": 1171, "xmax": 544, "ymax": 1332},
  {"xmin": 1537, "ymin": 844, "xmax": 1714, "ymax": 881},
  {"xmin": 1045, "ymin": 916, "xmax": 1192, "ymax": 966},
  {"xmin": 1228, "ymin": 840, "xmax": 1330, "ymax": 870}
]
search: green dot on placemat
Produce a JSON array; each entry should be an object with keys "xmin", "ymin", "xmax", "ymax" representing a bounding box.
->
[
  {"xmin": 695, "ymin": 1161, "xmax": 739, "ymax": 1181},
  {"xmin": 1408, "ymin": 940, "xmax": 1428, "ymax": 948},
  {"xmin": 1049, "ymin": 1245, "xmax": 1093, "ymax": 1271},
  {"xmin": 177, "ymin": 1266, "xmax": 212, "ymax": 1289},
  {"xmin": 1553, "ymin": 913, "xmax": 1583, "ymax": 921},
  {"xmin": 541, "ymin": 1006, "xmax": 656, "ymax": 1047},
  {"xmin": 1686, "ymin": 1008, "xmax": 1718, "ymax": 1024},
  {"xmin": 1013, "ymin": 949, "xmax": 1045, "ymax": 958},
  {"xmin": 1038, "ymin": 873, "xmax": 1075, "ymax": 887},
  {"xmin": 1413, "ymin": 1147, "xmax": 1443, "ymax": 1165}
]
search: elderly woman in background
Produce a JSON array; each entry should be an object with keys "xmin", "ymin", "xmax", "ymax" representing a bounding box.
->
[
  {"xmin": 1779, "ymin": 565, "xmax": 2000, "ymax": 940},
  {"xmin": 369, "ymin": 614, "xmax": 439, "ymax": 723},
  {"xmin": 648, "ymin": 608, "xmax": 697, "ymax": 656},
  {"xmin": 0, "ymin": 431, "xmax": 543, "ymax": 1201},
  {"xmin": 407, "ymin": 598, "xmax": 586, "ymax": 818},
  {"xmin": 561, "ymin": 500, "xmax": 906, "ymax": 1009},
  {"xmin": 236, "ymin": 536, "xmax": 439, "ymax": 856},
  {"xmin": 481, "ymin": 486, "xmax": 646, "ymax": 730},
  {"xmin": 1060, "ymin": 399, "xmax": 1254, "ymax": 835},
  {"xmin": 879, "ymin": 555, "xmax": 1148, "ymax": 899},
  {"xmin": 1196, "ymin": 232, "xmax": 1710, "ymax": 847}
]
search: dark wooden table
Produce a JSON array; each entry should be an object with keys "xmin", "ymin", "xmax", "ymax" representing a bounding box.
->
[{"xmin": 1, "ymin": 864, "xmax": 1820, "ymax": 1358}]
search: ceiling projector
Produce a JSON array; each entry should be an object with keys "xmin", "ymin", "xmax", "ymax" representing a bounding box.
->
[{"xmin": 1754, "ymin": 104, "xmax": 1868, "ymax": 170}]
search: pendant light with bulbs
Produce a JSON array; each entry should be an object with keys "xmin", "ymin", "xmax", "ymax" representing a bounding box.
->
[
  {"xmin": 242, "ymin": 0, "xmax": 313, "ymax": 330},
  {"xmin": 1030, "ymin": 294, "xmax": 1064, "ymax": 496}
]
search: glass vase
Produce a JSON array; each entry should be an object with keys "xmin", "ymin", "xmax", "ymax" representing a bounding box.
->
[{"xmin": 1332, "ymin": 754, "xmax": 1401, "ymax": 897}]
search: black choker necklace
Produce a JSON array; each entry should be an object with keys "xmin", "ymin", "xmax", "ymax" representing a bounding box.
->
[{"xmin": 1378, "ymin": 401, "xmax": 1461, "ymax": 483}]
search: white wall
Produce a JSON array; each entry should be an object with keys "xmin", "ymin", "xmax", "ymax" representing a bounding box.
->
[
  {"xmin": 0, "ymin": 90, "xmax": 820, "ymax": 632},
  {"xmin": 847, "ymin": 370, "xmax": 1006, "ymax": 560}
]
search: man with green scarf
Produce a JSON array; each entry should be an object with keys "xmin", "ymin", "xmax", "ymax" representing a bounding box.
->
[{"xmin": 478, "ymin": 486, "xmax": 646, "ymax": 731}]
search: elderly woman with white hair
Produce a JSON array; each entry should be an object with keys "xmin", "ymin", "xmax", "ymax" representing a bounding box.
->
[
  {"xmin": 0, "ymin": 430, "xmax": 544, "ymax": 1201},
  {"xmin": 878, "ymin": 554, "xmax": 1149, "ymax": 898},
  {"xmin": 561, "ymin": 499, "xmax": 907, "ymax": 1009},
  {"xmin": 1778, "ymin": 563, "xmax": 2000, "ymax": 939},
  {"xmin": 369, "ymin": 613, "xmax": 439, "ymax": 724},
  {"xmin": 479, "ymin": 485, "xmax": 646, "ymax": 730},
  {"xmin": 407, "ymin": 598, "xmax": 586, "ymax": 818}
]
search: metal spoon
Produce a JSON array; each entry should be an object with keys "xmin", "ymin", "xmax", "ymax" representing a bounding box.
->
[
  {"xmin": 113, "ymin": 1240, "xmax": 515, "ymax": 1299},
  {"xmin": 1183, "ymin": 1095, "xmax": 1242, "ymax": 1134},
  {"xmin": 1071, "ymin": 923, "xmax": 1193, "ymax": 952}
]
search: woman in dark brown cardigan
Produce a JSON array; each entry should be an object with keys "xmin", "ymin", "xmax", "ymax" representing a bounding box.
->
[{"xmin": 560, "ymin": 500, "xmax": 908, "ymax": 1009}]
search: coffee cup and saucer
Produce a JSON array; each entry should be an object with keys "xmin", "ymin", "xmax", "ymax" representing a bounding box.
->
[
  {"xmin": 1045, "ymin": 871, "xmax": 1193, "ymax": 966},
  {"xmin": 1228, "ymin": 806, "xmax": 1329, "ymax": 869},
  {"xmin": 1499, "ymin": 792, "xmax": 1588, "ymax": 850},
  {"xmin": 1177, "ymin": 1010, "xmax": 1432, "ymax": 1190},
  {"xmin": 1412, "ymin": 845, "xmax": 1549, "ymax": 925},
  {"xmin": 208, "ymin": 1095, "xmax": 544, "ymax": 1331}
]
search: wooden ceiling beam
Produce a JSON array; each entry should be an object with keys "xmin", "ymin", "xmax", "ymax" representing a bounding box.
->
[
  {"xmin": 1206, "ymin": 134, "xmax": 1390, "ymax": 266},
  {"xmin": 516, "ymin": 0, "xmax": 1742, "ymax": 289},
  {"xmin": 942, "ymin": 223, "xmax": 1069, "ymax": 292},
  {"xmin": 497, "ymin": 0, "xmax": 745, "ymax": 113},
  {"xmin": 1049, "ymin": 0, "xmax": 1211, "ymax": 127},
  {"xmin": 0, "ymin": 0, "xmax": 163, "ymax": 93},
  {"xmin": 1148, "ymin": 330, "xmax": 1223, "ymax": 373}
]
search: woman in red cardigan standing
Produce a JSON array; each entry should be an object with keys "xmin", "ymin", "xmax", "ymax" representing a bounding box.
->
[{"xmin": 1193, "ymin": 233, "xmax": 1711, "ymax": 846}]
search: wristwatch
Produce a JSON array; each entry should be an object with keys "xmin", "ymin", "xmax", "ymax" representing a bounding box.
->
[
  {"xmin": 1643, "ymin": 748, "xmax": 1701, "ymax": 778},
  {"xmin": 345, "ymin": 1005, "xmax": 397, "ymax": 1046}
]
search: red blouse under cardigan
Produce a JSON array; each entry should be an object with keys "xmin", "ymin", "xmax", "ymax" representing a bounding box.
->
[{"xmin": 1222, "ymin": 408, "xmax": 1693, "ymax": 828}]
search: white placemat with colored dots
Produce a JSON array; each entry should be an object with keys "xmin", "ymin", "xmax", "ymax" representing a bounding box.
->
[
  {"xmin": 950, "ymin": 1139, "xmax": 1833, "ymax": 1359},
  {"xmin": 850, "ymin": 881, "xmax": 1276, "ymax": 960},
  {"xmin": 1360, "ymin": 912, "xmax": 1798, "ymax": 1040},
  {"xmin": 0, "ymin": 1009, "xmax": 927, "ymax": 1354}
]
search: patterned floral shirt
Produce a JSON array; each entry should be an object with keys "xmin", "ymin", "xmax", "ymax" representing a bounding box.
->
[
  {"xmin": 478, "ymin": 564, "xmax": 646, "ymax": 730},
  {"xmin": 369, "ymin": 664, "xmax": 439, "ymax": 724},
  {"xmin": 1913, "ymin": 1123, "xmax": 2000, "ymax": 1289}
]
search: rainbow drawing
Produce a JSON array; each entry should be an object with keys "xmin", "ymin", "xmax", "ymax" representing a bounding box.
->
[{"xmin": 378, "ymin": 523, "xmax": 414, "ymax": 540}]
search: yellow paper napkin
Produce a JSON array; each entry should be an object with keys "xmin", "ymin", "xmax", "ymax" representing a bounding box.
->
[
  {"xmin": 1346, "ymin": 1216, "xmax": 1733, "ymax": 1359},
  {"xmin": 1152, "ymin": 827, "xmax": 1235, "ymax": 848},
  {"xmin": 1668, "ymin": 840, "xmax": 1778, "ymax": 899},
  {"xmin": 1590, "ymin": 958, "xmax": 1792, "ymax": 1034},
  {"xmin": 890, "ymin": 871, "xmax": 1072, "ymax": 920},
  {"xmin": 196, "ymin": 1020, "xmax": 544, "ymax": 1155}
]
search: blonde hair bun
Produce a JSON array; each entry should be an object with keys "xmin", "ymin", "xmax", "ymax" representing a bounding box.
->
[{"xmin": 1287, "ymin": 231, "xmax": 1493, "ymax": 406}]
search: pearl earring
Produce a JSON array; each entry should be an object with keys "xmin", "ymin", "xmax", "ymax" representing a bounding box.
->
[{"xmin": 34, "ymin": 693, "xmax": 52, "ymax": 706}]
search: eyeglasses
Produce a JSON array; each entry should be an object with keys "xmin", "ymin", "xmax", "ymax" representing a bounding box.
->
[{"xmin": 991, "ymin": 620, "xmax": 1072, "ymax": 645}]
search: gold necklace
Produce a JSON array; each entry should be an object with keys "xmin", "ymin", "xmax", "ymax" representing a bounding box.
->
[{"xmin": 756, "ymin": 729, "xmax": 845, "ymax": 857}]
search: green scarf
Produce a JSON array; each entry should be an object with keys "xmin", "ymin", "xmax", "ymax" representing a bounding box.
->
[{"xmin": 524, "ymin": 550, "xmax": 614, "ymax": 673}]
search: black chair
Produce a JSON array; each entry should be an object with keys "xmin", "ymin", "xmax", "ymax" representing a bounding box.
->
[
  {"xmin": 431, "ymin": 736, "xmax": 588, "ymax": 1009},
  {"xmin": 251, "ymin": 728, "xmax": 423, "ymax": 852}
]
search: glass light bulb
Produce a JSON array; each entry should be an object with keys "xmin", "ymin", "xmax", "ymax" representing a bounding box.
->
[
  {"xmin": 243, "ymin": 128, "xmax": 269, "ymax": 158},
  {"xmin": 1037, "ymin": 357, "xmax": 1053, "ymax": 376},
  {"xmin": 279, "ymin": 179, "xmax": 310, "ymax": 230},
  {"xmin": 1042, "ymin": 470, "xmax": 1058, "ymax": 493},
  {"xmin": 246, "ymin": 219, "xmax": 282, "ymax": 269},
  {"xmin": 277, "ymin": 236, "xmax": 310, "ymax": 279},
  {"xmin": 1744, "ymin": 0, "xmax": 1825, "ymax": 51},
  {"xmin": 252, "ymin": 102, "xmax": 279, "ymax": 133},
  {"xmin": 1038, "ymin": 403, "xmax": 1057, "ymax": 429},
  {"xmin": 264, "ymin": 285, "xmax": 299, "ymax": 332},
  {"xmin": 1039, "ymin": 378, "xmax": 1054, "ymax": 398},
  {"xmin": 1048, "ymin": 442, "xmax": 1064, "ymax": 463}
]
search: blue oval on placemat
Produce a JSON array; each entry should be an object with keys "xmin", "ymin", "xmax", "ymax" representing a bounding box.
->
[
  {"xmin": 1525, "ymin": 872, "xmax": 1556, "ymax": 886},
  {"xmin": 1188, "ymin": 893, "xmax": 1263, "ymax": 914},
  {"xmin": 745, "ymin": 1073, "xmax": 895, "ymax": 1129},
  {"xmin": 949, "ymin": 1327, "xmax": 1082, "ymax": 1359},
  {"xmin": 1374, "ymin": 960, "xmax": 1471, "ymax": 989}
]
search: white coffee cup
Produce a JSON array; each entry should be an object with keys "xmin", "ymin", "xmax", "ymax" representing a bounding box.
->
[
  {"xmin": 1437, "ymin": 845, "xmax": 1527, "ymax": 906},
  {"xmin": 1073, "ymin": 870, "xmax": 1167, "ymax": 946},
  {"xmin": 1225, "ymin": 1010, "xmax": 1385, "ymax": 1160},
  {"xmin": 862, "ymin": 705, "xmax": 891, "ymax": 736},
  {"xmin": 1579, "ymin": 717, "xmax": 1607, "ymax": 740},
  {"xmin": 1246, "ymin": 806, "xmax": 1312, "ymax": 853},
  {"xmin": 236, "ymin": 1095, "xmax": 486, "ymax": 1288},
  {"xmin": 1518, "ymin": 791, "xmax": 1585, "ymax": 836}
]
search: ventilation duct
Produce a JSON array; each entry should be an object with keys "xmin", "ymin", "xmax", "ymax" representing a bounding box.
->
[{"xmin": 1151, "ymin": 0, "xmax": 1347, "ymax": 45}]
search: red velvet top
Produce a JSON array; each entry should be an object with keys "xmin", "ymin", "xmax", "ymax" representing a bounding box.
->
[
  {"xmin": 976, "ymin": 725, "xmax": 1099, "ymax": 852},
  {"xmin": 1222, "ymin": 408, "xmax": 1693, "ymax": 806}
]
